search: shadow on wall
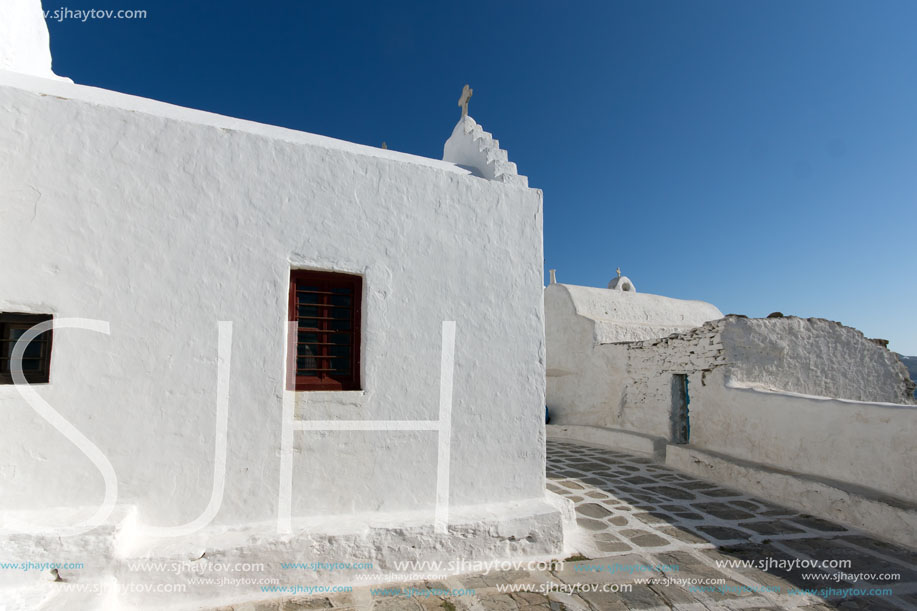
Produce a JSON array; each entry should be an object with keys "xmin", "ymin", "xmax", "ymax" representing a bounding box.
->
[{"xmin": 897, "ymin": 354, "xmax": 917, "ymax": 399}]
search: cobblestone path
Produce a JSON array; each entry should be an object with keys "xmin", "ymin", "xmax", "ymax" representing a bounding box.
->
[{"xmin": 208, "ymin": 439, "xmax": 917, "ymax": 611}]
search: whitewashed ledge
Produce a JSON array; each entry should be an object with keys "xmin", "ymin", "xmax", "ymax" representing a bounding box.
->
[
  {"xmin": 546, "ymin": 424, "xmax": 666, "ymax": 460},
  {"xmin": 665, "ymin": 444, "xmax": 917, "ymax": 550},
  {"xmin": 0, "ymin": 498, "xmax": 564, "ymax": 610}
]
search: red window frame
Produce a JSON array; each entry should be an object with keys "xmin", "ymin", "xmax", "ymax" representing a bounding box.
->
[
  {"xmin": 0, "ymin": 313, "xmax": 54, "ymax": 385},
  {"xmin": 287, "ymin": 270, "xmax": 362, "ymax": 391}
]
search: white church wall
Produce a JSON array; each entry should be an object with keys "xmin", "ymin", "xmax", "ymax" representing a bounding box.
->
[
  {"xmin": 551, "ymin": 283, "xmax": 724, "ymax": 344},
  {"xmin": 0, "ymin": 72, "xmax": 549, "ymax": 535},
  {"xmin": 544, "ymin": 284, "xmax": 628, "ymax": 427}
]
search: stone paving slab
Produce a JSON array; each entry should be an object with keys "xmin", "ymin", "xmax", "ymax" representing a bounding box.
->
[{"xmin": 205, "ymin": 440, "xmax": 917, "ymax": 611}]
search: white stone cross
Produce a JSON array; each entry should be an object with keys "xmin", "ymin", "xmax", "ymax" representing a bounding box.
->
[{"xmin": 458, "ymin": 84, "xmax": 473, "ymax": 118}]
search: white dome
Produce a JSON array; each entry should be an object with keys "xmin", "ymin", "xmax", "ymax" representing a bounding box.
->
[{"xmin": 608, "ymin": 275, "xmax": 636, "ymax": 293}]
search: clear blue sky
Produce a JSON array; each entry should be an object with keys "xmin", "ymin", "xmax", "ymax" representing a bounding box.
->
[{"xmin": 46, "ymin": 0, "xmax": 917, "ymax": 354}]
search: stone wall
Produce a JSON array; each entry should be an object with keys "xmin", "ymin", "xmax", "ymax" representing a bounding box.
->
[
  {"xmin": 722, "ymin": 316, "xmax": 916, "ymax": 404},
  {"xmin": 548, "ymin": 310, "xmax": 917, "ymax": 502},
  {"xmin": 552, "ymin": 313, "xmax": 916, "ymax": 438},
  {"xmin": 619, "ymin": 315, "xmax": 916, "ymax": 438},
  {"xmin": 621, "ymin": 321, "xmax": 727, "ymax": 437}
]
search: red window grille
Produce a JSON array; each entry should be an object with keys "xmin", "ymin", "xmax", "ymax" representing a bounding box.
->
[{"xmin": 288, "ymin": 270, "xmax": 362, "ymax": 391}]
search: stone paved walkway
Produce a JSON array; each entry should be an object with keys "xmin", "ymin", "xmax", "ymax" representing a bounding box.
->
[{"xmin": 209, "ymin": 439, "xmax": 917, "ymax": 611}]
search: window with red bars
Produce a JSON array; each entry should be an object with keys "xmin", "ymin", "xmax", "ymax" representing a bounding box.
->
[
  {"xmin": 288, "ymin": 270, "xmax": 362, "ymax": 391},
  {"xmin": 0, "ymin": 313, "xmax": 53, "ymax": 384}
]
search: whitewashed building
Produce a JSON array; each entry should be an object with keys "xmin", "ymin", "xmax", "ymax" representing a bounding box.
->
[
  {"xmin": 545, "ymin": 274, "xmax": 724, "ymax": 426},
  {"xmin": 0, "ymin": 3, "xmax": 563, "ymax": 608},
  {"xmin": 545, "ymin": 272, "xmax": 917, "ymax": 546}
]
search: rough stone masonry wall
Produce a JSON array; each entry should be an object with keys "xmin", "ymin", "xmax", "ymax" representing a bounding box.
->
[
  {"xmin": 722, "ymin": 316, "xmax": 916, "ymax": 405},
  {"xmin": 620, "ymin": 319, "xmax": 728, "ymax": 438},
  {"xmin": 619, "ymin": 314, "xmax": 916, "ymax": 441},
  {"xmin": 607, "ymin": 315, "xmax": 917, "ymax": 508}
]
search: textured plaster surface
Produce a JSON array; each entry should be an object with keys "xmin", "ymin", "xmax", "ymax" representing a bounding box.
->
[
  {"xmin": 0, "ymin": 72, "xmax": 549, "ymax": 534},
  {"xmin": 0, "ymin": 71, "xmax": 471, "ymax": 175},
  {"xmin": 685, "ymin": 374, "xmax": 917, "ymax": 505},
  {"xmin": 721, "ymin": 316, "xmax": 916, "ymax": 404}
]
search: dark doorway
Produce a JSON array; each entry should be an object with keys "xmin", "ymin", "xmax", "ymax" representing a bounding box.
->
[{"xmin": 671, "ymin": 374, "xmax": 690, "ymax": 444}]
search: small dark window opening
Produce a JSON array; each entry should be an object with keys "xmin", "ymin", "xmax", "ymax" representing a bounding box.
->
[
  {"xmin": 288, "ymin": 270, "xmax": 362, "ymax": 391},
  {"xmin": 671, "ymin": 374, "xmax": 690, "ymax": 444},
  {"xmin": 0, "ymin": 313, "xmax": 53, "ymax": 384}
]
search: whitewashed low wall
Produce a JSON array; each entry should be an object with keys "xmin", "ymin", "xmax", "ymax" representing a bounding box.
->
[
  {"xmin": 617, "ymin": 318, "xmax": 917, "ymax": 502},
  {"xmin": 665, "ymin": 445, "xmax": 917, "ymax": 549},
  {"xmin": 690, "ymin": 370, "xmax": 917, "ymax": 504}
]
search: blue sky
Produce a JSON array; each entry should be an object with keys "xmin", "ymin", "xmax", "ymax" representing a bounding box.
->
[{"xmin": 46, "ymin": 0, "xmax": 917, "ymax": 353}]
